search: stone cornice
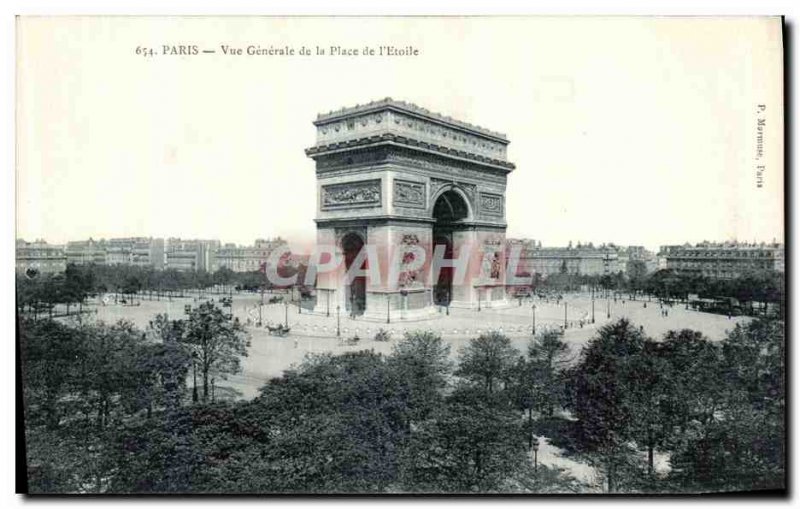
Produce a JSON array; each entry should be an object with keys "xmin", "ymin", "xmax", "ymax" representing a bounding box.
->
[
  {"xmin": 306, "ymin": 133, "xmax": 515, "ymax": 172},
  {"xmin": 314, "ymin": 98, "xmax": 509, "ymax": 142}
]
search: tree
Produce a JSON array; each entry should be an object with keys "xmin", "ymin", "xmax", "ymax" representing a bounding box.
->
[
  {"xmin": 568, "ymin": 318, "xmax": 647, "ymax": 492},
  {"xmin": 399, "ymin": 393, "xmax": 527, "ymax": 493},
  {"xmin": 668, "ymin": 318, "xmax": 785, "ymax": 491},
  {"xmin": 20, "ymin": 319, "xmax": 84, "ymax": 430},
  {"xmin": 181, "ymin": 301, "xmax": 250, "ymax": 402},
  {"xmin": 20, "ymin": 317, "xmax": 179, "ymax": 493},
  {"xmin": 625, "ymin": 339, "xmax": 672, "ymax": 479},
  {"xmin": 456, "ymin": 331, "xmax": 519, "ymax": 395},
  {"xmin": 254, "ymin": 351, "xmax": 408, "ymax": 492},
  {"xmin": 387, "ymin": 331, "xmax": 452, "ymax": 426},
  {"xmin": 526, "ymin": 330, "xmax": 570, "ymax": 417},
  {"xmin": 657, "ymin": 330, "xmax": 722, "ymax": 431},
  {"xmin": 213, "ymin": 266, "xmax": 235, "ymax": 289}
]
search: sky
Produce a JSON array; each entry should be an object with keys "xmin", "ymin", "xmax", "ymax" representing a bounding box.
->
[{"xmin": 16, "ymin": 16, "xmax": 784, "ymax": 251}]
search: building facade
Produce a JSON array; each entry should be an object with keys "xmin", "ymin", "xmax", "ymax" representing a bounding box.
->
[
  {"xmin": 659, "ymin": 241, "xmax": 785, "ymax": 279},
  {"xmin": 105, "ymin": 237, "xmax": 165, "ymax": 268},
  {"xmin": 506, "ymin": 240, "xmax": 657, "ymax": 278},
  {"xmin": 211, "ymin": 238, "xmax": 288, "ymax": 273},
  {"xmin": 15, "ymin": 239, "xmax": 67, "ymax": 275},
  {"xmin": 29, "ymin": 237, "xmax": 288, "ymax": 273},
  {"xmin": 307, "ymin": 98, "xmax": 515, "ymax": 320},
  {"xmin": 165, "ymin": 238, "xmax": 220, "ymax": 272},
  {"xmin": 65, "ymin": 239, "xmax": 109, "ymax": 265}
]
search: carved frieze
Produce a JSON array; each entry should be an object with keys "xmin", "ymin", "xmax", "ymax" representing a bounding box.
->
[
  {"xmin": 388, "ymin": 111, "xmax": 506, "ymax": 159},
  {"xmin": 393, "ymin": 180, "xmax": 426, "ymax": 208},
  {"xmin": 321, "ymin": 179, "xmax": 381, "ymax": 210}
]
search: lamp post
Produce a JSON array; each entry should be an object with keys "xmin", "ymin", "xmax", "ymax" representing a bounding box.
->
[
  {"xmin": 532, "ymin": 436, "xmax": 540, "ymax": 473},
  {"xmin": 284, "ymin": 300, "xmax": 289, "ymax": 328},
  {"xmin": 386, "ymin": 294, "xmax": 391, "ymax": 324},
  {"xmin": 592, "ymin": 293, "xmax": 596, "ymax": 324},
  {"xmin": 607, "ymin": 298, "xmax": 611, "ymax": 319},
  {"xmin": 326, "ymin": 289, "xmax": 330, "ymax": 317},
  {"xmin": 531, "ymin": 304, "xmax": 536, "ymax": 335},
  {"xmin": 564, "ymin": 301, "xmax": 568, "ymax": 329},
  {"xmin": 477, "ymin": 289, "xmax": 482, "ymax": 312},
  {"xmin": 336, "ymin": 304, "xmax": 341, "ymax": 337}
]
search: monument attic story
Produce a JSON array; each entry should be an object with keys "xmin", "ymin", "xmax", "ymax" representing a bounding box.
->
[{"xmin": 305, "ymin": 98, "xmax": 516, "ymax": 173}]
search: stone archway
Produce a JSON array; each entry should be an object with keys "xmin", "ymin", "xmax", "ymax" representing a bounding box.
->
[
  {"xmin": 341, "ymin": 232, "xmax": 366, "ymax": 317},
  {"xmin": 432, "ymin": 188, "xmax": 471, "ymax": 306}
]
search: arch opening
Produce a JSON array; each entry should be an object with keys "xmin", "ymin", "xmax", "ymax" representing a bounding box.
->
[
  {"xmin": 341, "ymin": 232, "xmax": 366, "ymax": 317},
  {"xmin": 432, "ymin": 189, "xmax": 470, "ymax": 306}
]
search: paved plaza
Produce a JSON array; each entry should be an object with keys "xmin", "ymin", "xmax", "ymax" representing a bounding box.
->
[{"xmin": 82, "ymin": 290, "xmax": 750, "ymax": 400}]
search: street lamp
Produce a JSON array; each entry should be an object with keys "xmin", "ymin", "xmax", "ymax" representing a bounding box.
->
[
  {"xmin": 532, "ymin": 436, "xmax": 540, "ymax": 473},
  {"xmin": 296, "ymin": 286, "xmax": 302, "ymax": 314},
  {"xmin": 284, "ymin": 300, "xmax": 289, "ymax": 328},
  {"xmin": 564, "ymin": 301, "xmax": 568, "ymax": 329},
  {"xmin": 336, "ymin": 304, "xmax": 341, "ymax": 337},
  {"xmin": 326, "ymin": 290, "xmax": 330, "ymax": 317},
  {"xmin": 607, "ymin": 298, "xmax": 611, "ymax": 319},
  {"xmin": 386, "ymin": 294, "xmax": 391, "ymax": 324},
  {"xmin": 531, "ymin": 304, "xmax": 536, "ymax": 335}
]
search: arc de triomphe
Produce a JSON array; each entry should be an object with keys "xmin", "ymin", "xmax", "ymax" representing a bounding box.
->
[{"xmin": 306, "ymin": 98, "xmax": 515, "ymax": 321}]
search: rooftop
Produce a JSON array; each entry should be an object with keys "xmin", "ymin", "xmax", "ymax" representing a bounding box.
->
[{"xmin": 314, "ymin": 97, "xmax": 509, "ymax": 142}]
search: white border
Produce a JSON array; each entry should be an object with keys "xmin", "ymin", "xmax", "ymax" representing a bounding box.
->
[{"xmin": 3, "ymin": 2, "xmax": 797, "ymax": 508}]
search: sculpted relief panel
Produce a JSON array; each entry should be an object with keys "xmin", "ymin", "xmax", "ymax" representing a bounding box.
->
[
  {"xmin": 393, "ymin": 180, "xmax": 426, "ymax": 209},
  {"xmin": 321, "ymin": 179, "xmax": 382, "ymax": 210}
]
